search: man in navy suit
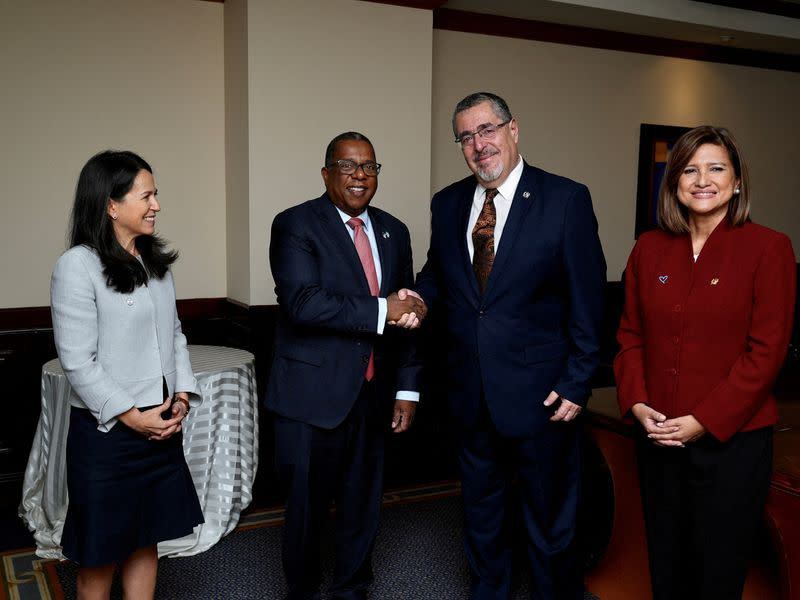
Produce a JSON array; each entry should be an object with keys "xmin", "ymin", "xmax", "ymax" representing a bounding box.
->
[
  {"xmin": 413, "ymin": 93, "xmax": 606, "ymax": 599},
  {"xmin": 267, "ymin": 132, "xmax": 424, "ymax": 600}
]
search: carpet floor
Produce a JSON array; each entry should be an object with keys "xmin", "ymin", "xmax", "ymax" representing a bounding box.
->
[{"xmin": 3, "ymin": 482, "xmax": 600, "ymax": 599}]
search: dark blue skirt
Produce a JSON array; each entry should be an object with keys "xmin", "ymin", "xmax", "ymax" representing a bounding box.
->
[{"xmin": 61, "ymin": 407, "xmax": 204, "ymax": 567}]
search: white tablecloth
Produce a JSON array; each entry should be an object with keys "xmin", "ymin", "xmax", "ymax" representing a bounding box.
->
[{"xmin": 19, "ymin": 345, "xmax": 259, "ymax": 559}]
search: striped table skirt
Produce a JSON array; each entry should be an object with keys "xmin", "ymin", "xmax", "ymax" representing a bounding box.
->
[{"xmin": 19, "ymin": 345, "xmax": 259, "ymax": 559}]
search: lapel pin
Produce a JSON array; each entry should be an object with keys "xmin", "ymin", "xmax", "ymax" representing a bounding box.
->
[
  {"xmin": 658, "ymin": 275, "xmax": 668, "ymax": 284},
  {"xmin": 710, "ymin": 278, "xmax": 719, "ymax": 285},
  {"xmin": 382, "ymin": 231, "xmax": 390, "ymax": 239},
  {"xmin": 522, "ymin": 191, "xmax": 531, "ymax": 198}
]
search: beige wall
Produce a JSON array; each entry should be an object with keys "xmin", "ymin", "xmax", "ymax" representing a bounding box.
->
[
  {"xmin": 2, "ymin": 2, "xmax": 798, "ymax": 310},
  {"xmin": 225, "ymin": 0, "xmax": 251, "ymax": 304},
  {"xmin": 431, "ymin": 30, "xmax": 800, "ymax": 278},
  {"xmin": 245, "ymin": 0, "xmax": 433, "ymax": 305},
  {"xmin": 0, "ymin": 0, "xmax": 225, "ymax": 308}
]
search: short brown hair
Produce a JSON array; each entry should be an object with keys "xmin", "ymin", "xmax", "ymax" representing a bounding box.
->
[{"xmin": 657, "ymin": 126, "xmax": 750, "ymax": 234}]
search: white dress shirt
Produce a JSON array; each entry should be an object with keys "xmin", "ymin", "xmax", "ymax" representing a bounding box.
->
[
  {"xmin": 336, "ymin": 206, "xmax": 418, "ymax": 402},
  {"xmin": 466, "ymin": 155, "xmax": 525, "ymax": 260}
]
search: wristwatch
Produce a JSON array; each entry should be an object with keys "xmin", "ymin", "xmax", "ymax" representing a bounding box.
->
[{"xmin": 174, "ymin": 396, "xmax": 190, "ymax": 415}]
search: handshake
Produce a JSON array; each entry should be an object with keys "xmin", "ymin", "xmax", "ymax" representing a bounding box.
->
[{"xmin": 386, "ymin": 289, "xmax": 427, "ymax": 330}]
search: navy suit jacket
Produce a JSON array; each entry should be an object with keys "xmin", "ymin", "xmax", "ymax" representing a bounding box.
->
[
  {"xmin": 416, "ymin": 162, "xmax": 606, "ymax": 437},
  {"xmin": 266, "ymin": 194, "xmax": 420, "ymax": 429}
]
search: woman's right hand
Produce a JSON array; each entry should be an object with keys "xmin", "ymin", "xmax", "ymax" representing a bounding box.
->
[
  {"xmin": 118, "ymin": 399, "xmax": 183, "ymax": 441},
  {"xmin": 631, "ymin": 402, "xmax": 681, "ymax": 446}
]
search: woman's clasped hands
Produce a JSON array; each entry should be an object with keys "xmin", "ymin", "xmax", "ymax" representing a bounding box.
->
[
  {"xmin": 631, "ymin": 402, "xmax": 706, "ymax": 447},
  {"xmin": 118, "ymin": 397, "xmax": 187, "ymax": 441}
]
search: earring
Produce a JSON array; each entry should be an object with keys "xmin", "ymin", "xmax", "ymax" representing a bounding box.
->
[
  {"xmin": 734, "ymin": 187, "xmax": 740, "ymax": 195},
  {"xmin": 111, "ymin": 214, "xmax": 118, "ymax": 220}
]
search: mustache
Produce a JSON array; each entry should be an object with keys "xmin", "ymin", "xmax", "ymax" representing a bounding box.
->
[{"xmin": 475, "ymin": 148, "xmax": 498, "ymax": 159}]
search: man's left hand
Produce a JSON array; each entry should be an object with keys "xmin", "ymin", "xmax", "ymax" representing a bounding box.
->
[
  {"xmin": 544, "ymin": 390, "xmax": 582, "ymax": 422},
  {"xmin": 391, "ymin": 399, "xmax": 416, "ymax": 433}
]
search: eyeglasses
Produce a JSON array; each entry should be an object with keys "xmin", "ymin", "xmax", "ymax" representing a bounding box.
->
[
  {"xmin": 326, "ymin": 160, "xmax": 381, "ymax": 177},
  {"xmin": 454, "ymin": 120, "xmax": 511, "ymax": 147}
]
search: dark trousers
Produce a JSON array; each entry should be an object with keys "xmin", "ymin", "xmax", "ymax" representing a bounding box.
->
[
  {"xmin": 459, "ymin": 401, "xmax": 583, "ymax": 600},
  {"xmin": 274, "ymin": 381, "xmax": 385, "ymax": 600},
  {"xmin": 637, "ymin": 427, "xmax": 773, "ymax": 600}
]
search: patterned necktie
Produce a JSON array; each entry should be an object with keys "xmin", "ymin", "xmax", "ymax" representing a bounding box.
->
[
  {"xmin": 472, "ymin": 188, "xmax": 497, "ymax": 294},
  {"xmin": 347, "ymin": 217, "xmax": 378, "ymax": 380}
]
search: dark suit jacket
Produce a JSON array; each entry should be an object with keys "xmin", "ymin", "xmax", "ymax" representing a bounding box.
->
[
  {"xmin": 416, "ymin": 162, "xmax": 606, "ymax": 437},
  {"xmin": 615, "ymin": 220, "xmax": 796, "ymax": 442},
  {"xmin": 266, "ymin": 194, "xmax": 420, "ymax": 429}
]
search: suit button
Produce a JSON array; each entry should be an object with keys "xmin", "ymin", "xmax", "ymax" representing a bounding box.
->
[
  {"xmin": 673, "ymin": 304, "xmax": 682, "ymax": 312},
  {"xmin": 479, "ymin": 310, "xmax": 485, "ymax": 316},
  {"xmin": 672, "ymin": 336, "xmax": 680, "ymax": 345},
  {"xmin": 668, "ymin": 368, "xmax": 677, "ymax": 375},
  {"xmin": 362, "ymin": 356, "xmax": 369, "ymax": 364}
]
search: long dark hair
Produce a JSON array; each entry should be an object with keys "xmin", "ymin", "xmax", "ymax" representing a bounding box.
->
[{"xmin": 69, "ymin": 150, "xmax": 177, "ymax": 293}]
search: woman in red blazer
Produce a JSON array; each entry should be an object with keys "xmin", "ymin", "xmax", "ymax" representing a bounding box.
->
[{"xmin": 615, "ymin": 125, "xmax": 796, "ymax": 600}]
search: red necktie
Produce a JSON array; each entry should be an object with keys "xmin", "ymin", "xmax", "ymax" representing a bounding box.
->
[
  {"xmin": 472, "ymin": 188, "xmax": 497, "ymax": 294},
  {"xmin": 347, "ymin": 217, "xmax": 378, "ymax": 380}
]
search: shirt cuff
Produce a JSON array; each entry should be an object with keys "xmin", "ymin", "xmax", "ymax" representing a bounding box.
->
[
  {"xmin": 395, "ymin": 390, "xmax": 419, "ymax": 402},
  {"xmin": 377, "ymin": 297, "xmax": 387, "ymax": 335}
]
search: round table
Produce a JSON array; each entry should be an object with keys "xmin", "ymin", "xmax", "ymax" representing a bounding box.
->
[{"xmin": 19, "ymin": 345, "xmax": 259, "ymax": 559}]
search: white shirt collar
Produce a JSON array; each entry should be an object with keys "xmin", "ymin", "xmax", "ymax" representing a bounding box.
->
[
  {"xmin": 477, "ymin": 154, "xmax": 524, "ymax": 200},
  {"xmin": 335, "ymin": 205, "xmax": 371, "ymax": 230}
]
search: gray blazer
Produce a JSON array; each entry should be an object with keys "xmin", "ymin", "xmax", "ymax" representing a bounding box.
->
[{"xmin": 50, "ymin": 245, "xmax": 200, "ymax": 432}]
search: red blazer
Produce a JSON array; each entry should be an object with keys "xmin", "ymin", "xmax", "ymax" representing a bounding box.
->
[{"xmin": 614, "ymin": 219, "xmax": 796, "ymax": 442}]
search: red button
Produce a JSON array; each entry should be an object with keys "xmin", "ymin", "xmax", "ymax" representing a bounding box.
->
[
  {"xmin": 672, "ymin": 336, "xmax": 680, "ymax": 344},
  {"xmin": 673, "ymin": 304, "xmax": 682, "ymax": 312},
  {"xmin": 668, "ymin": 368, "xmax": 677, "ymax": 375}
]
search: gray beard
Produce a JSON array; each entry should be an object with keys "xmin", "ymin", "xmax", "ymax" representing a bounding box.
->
[{"xmin": 477, "ymin": 162, "xmax": 503, "ymax": 183}]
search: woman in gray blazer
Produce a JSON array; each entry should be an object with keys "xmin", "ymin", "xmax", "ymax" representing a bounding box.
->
[{"xmin": 50, "ymin": 150, "xmax": 203, "ymax": 599}]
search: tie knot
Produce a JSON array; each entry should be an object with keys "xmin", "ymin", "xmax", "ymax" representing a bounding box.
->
[
  {"xmin": 485, "ymin": 188, "xmax": 498, "ymax": 202},
  {"xmin": 347, "ymin": 217, "xmax": 365, "ymax": 230}
]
